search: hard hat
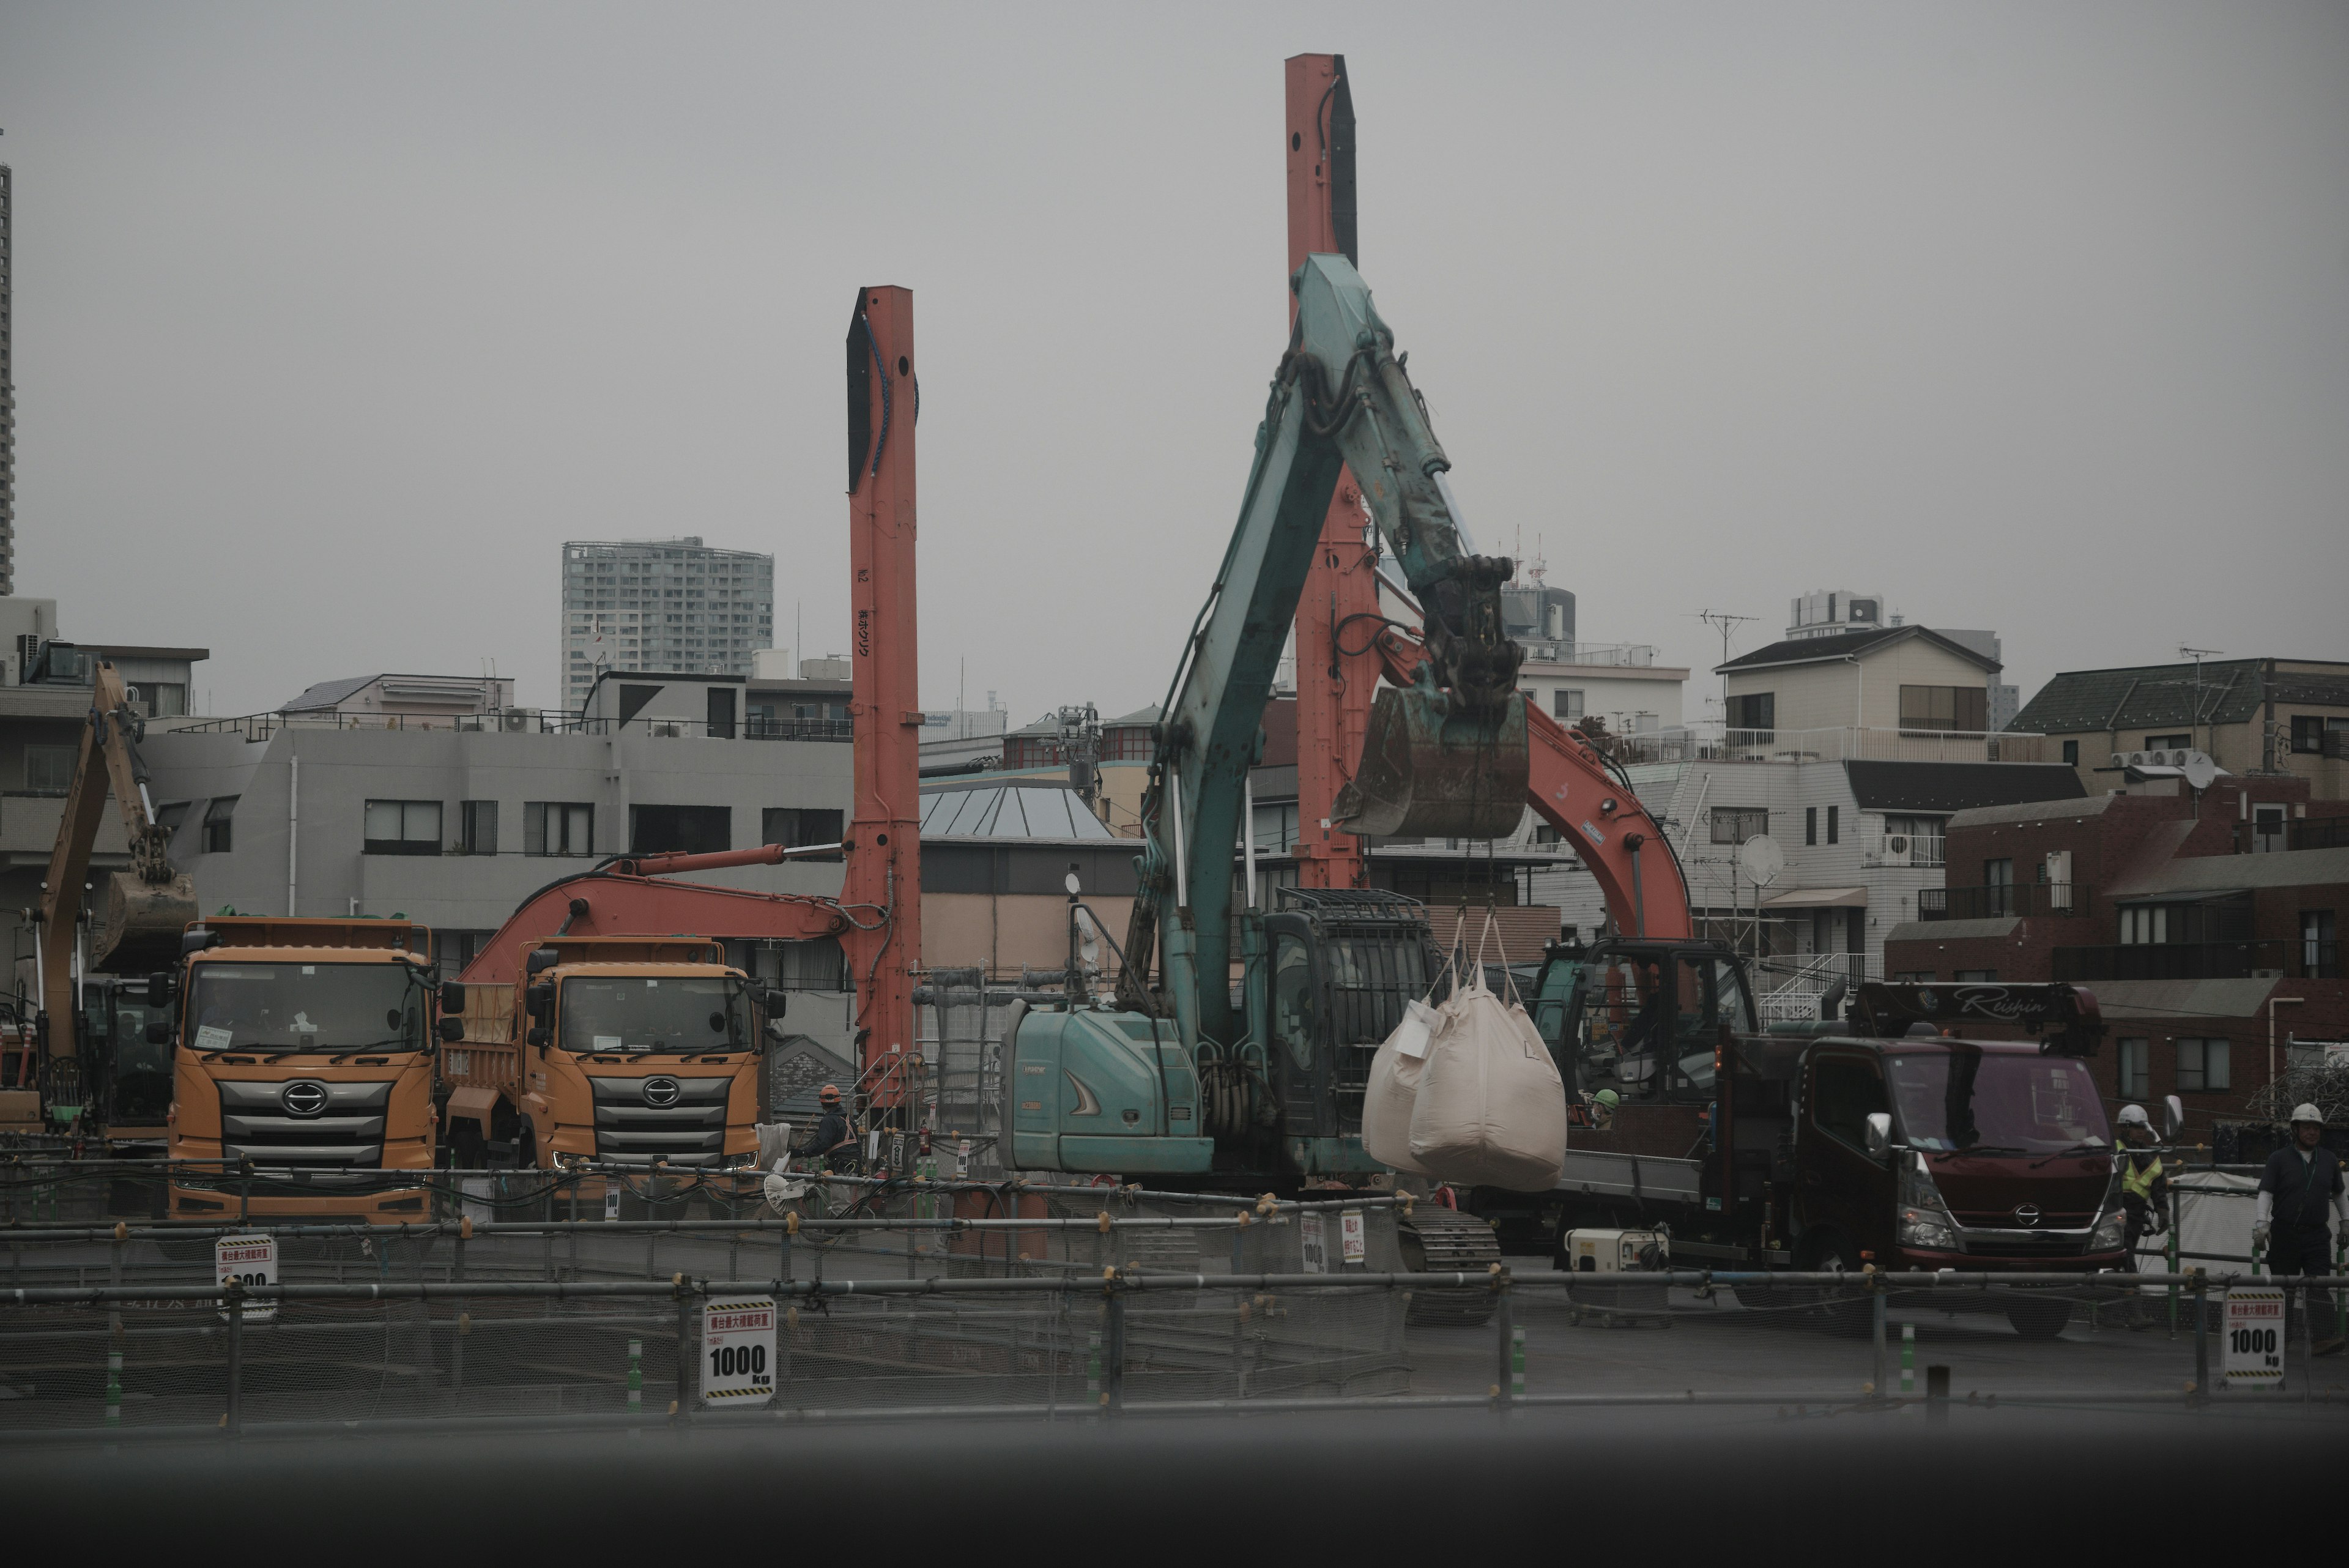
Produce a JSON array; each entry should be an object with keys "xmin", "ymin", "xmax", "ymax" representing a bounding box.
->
[
  {"xmin": 2290, "ymin": 1103, "xmax": 2325, "ymax": 1127},
  {"xmin": 818, "ymin": 1084, "xmax": 841, "ymax": 1105},
  {"xmin": 2117, "ymin": 1104, "xmax": 2150, "ymax": 1128},
  {"xmin": 1594, "ymin": 1089, "xmax": 1621, "ymax": 1109}
]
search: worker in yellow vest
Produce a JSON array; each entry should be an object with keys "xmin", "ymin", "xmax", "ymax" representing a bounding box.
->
[{"xmin": 2115, "ymin": 1104, "xmax": 2169, "ymax": 1329}]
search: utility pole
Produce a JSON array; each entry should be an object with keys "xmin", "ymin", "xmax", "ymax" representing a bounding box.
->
[{"xmin": 2179, "ymin": 645, "xmax": 2222, "ymax": 756}]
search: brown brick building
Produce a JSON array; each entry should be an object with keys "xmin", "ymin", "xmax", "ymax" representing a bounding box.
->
[{"xmin": 1883, "ymin": 771, "xmax": 2348, "ymax": 1139}]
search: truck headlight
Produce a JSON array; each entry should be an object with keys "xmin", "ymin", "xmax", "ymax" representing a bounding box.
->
[
  {"xmin": 2090, "ymin": 1208, "xmax": 2128, "ymax": 1250},
  {"xmin": 1898, "ymin": 1206, "xmax": 1956, "ymax": 1250}
]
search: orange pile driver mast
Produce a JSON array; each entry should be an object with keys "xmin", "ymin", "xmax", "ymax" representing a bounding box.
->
[
  {"xmin": 1278, "ymin": 55, "xmax": 1694, "ymax": 942},
  {"xmin": 842, "ymin": 286, "xmax": 923, "ymax": 1105},
  {"xmin": 1285, "ymin": 53, "xmax": 1382, "ymax": 891}
]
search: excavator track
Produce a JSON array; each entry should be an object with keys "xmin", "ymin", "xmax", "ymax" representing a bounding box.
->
[{"xmin": 1396, "ymin": 1205, "xmax": 1502, "ymax": 1327}]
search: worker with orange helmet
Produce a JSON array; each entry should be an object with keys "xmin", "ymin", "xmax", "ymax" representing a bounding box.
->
[{"xmin": 792, "ymin": 1084, "xmax": 858, "ymax": 1172}]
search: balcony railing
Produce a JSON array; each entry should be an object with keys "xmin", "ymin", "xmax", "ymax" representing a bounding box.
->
[
  {"xmin": 1916, "ymin": 883, "xmax": 2089, "ymax": 921},
  {"xmin": 1862, "ymin": 834, "xmax": 1946, "ymax": 869},
  {"xmin": 2051, "ymin": 940, "xmax": 2299, "ymax": 983},
  {"xmin": 1608, "ymin": 723, "xmax": 2048, "ymax": 767},
  {"xmin": 170, "ymin": 711, "xmax": 854, "ymax": 744}
]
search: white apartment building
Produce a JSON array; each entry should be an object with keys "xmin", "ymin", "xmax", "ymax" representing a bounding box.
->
[
  {"xmin": 560, "ymin": 538, "xmax": 776, "ymax": 712},
  {"xmin": 1519, "ymin": 644, "xmax": 1688, "ymax": 738}
]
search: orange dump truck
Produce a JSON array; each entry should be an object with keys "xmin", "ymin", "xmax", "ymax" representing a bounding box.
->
[
  {"xmin": 165, "ymin": 918, "xmax": 442, "ymax": 1224},
  {"xmin": 439, "ymin": 936, "xmax": 777, "ymax": 1191}
]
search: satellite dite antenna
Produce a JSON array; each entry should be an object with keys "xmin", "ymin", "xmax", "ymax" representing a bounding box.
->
[
  {"xmin": 2181, "ymin": 752, "xmax": 2219, "ymax": 793},
  {"xmin": 1739, "ymin": 834, "xmax": 1785, "ymax": 889}
]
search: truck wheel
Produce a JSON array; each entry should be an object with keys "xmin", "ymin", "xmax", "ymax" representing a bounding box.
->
[{"xmin": 2005, "ymin": 1298, "xmax": 2072, "ymax": 1340}]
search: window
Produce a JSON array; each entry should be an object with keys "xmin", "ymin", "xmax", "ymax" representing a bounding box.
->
[
  {"xmin": 1553, "ymin": 689, "xmax": 1584, "ymax": 721},
  {"xmin": 2143, "ymin": 734, "xmax": 2190, "ymax": 751},
  {"xmin": 156, "ymin": 801, "xmax": 191, "ymax": 839},
  {"xmin": 1891, "ymin": 970, "xmax": 1935, "ymax": 983},
  {"xmin": 1885, "ymin": 814, "xmax": 1946, "ymax": 866},
  {"xmin": 1827, "ymin": 805, "xmax": 1839, "ymax": 846},
  {"xmin": 2117, "ymin": 1038, "xmax": 2150, "ymax": 1099},
  {"xmin": 629, "ymin": 804, "xmax": 731, "ymax": 856},
  {"xmin": 2062, "ymin": 740, "xmax": 2079, "ymax": 766},
  {"xmin": 23, "ymin": 745, "xmax": 75, "ymax": 795},
  {"xmin": 1727, "ymin": 693, "xmax": 1774, "ymax": 739},
  {"xmin": 2175, "ymin": 1038, "xmax": 2230, "ymax": 1093},
  {"xmin": 2290, "ymin": 716, "xmax": 2338, "ymax": 754},
  {"xmin": 146, "ymin": 682, "xmax": 188, "ymax": 718},
  {"xmin": 525, "ymin": 802, "xmax": 594, "ymax": 856},
  {"xmin": 1953, "ymin": 969, "xmax": 1998, "ymax": 983},
  {"xmin": 1983, "ymin": 857, "xmax": 2013, "ymax": 916},
  {"xmin": 762, "ymin": 807, "xmax": 845, "ymax": 861},
  {"xmin": 2119, "ymin": 905, "xmax": 2169, "ymax": 946},
  {"xmin": 363, "ymin": 800, "xmax": 443, "ymax": 856},
  {"xmin": 459, "ymin": 801, "xmax": 499, "ymax": 856},
  {"xmin": 1532, "ymin": 823, "xmax": 1561, "ymax": 846},
  {"xmin": 1710, "ymin": 806, "xmax": 1769, "ymax": 845},
  {"xmin": 1805, "ymin": 807, "xmax": 1817, "ymax": 846},
  {"xmin": 202, "ymin": 796, "xmax": 239, "ymax": 854},
  {"xmin": 1899, "ymin": 685, "xmax": 1988, "ymax": 737},
  {"xmin": 1811, "ymin": 1056, "xmax": 1890, "ymax": 1153},
  {"xmin": 2306, "ymin": 910, "xmax": 2339, "ymax": 979}
]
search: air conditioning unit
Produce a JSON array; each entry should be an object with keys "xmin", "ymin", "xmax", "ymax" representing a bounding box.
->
[{"xmin": 1882, "ymin": 833, "xmax": 1914, "ymax": 867}]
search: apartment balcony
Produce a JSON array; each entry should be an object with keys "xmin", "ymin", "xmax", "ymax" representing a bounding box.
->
[
  {"xmin": 0, "ymin": 791, "xmax": 132, "ymax": 871},
  {"xmin": 1611, "ymin": 723, "xmax": 2048, "ymax": 767},
  {"xmin": 2050, "ymin": 940, "xmax": 2303, "ymax": 983},
  {"xmin": 1917, "ymin": 883, "xmax": 2090, "ymax": 921},
  {"xmin": 1861, "ymin": 834, "xmax": 1946, "ymax": 869},
  {"xmin": 171, "ymin": 710, "xmax": 855, "ymax": 743}
]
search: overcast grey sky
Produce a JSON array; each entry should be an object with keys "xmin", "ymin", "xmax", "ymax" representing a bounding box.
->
[{"xmin": 3, "ymin": 2, "xmax": 2344, "ymax": 720}]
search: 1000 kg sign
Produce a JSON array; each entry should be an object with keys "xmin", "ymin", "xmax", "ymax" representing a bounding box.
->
[
  {"xmin": 709, "ymin": 1344, "xmax": 769, "ymax": 1378},
  {"xmin": 2230, "ymin": 1326, "xmax": 2280, "ymax": 1357}
]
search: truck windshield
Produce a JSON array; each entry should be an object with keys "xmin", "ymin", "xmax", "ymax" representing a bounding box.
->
[
  {"xmin": 1884, "ymin": 1050, "xmax": 2109, "ymax": 1154},
  {"xmin": 185, "ymin": 964, "xmax": 426, "ymax": 1053},
  {"xmin": 559, "ymin": 976, "xmax": 752, "ymax": 1055}
]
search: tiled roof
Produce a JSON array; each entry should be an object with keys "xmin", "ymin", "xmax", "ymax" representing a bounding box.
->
[
  {"xmin": 1716, "ymin": 625, "xmax": 1999, "ymax": 675},
  {"xmin": 1844, "ymin": 760, "xmax": 2085, "ymax": 813},
  {"xmin": 918, "ymin": 783, "xmax": 1117, "ymax": 841},
  {"xmin": 2012, "ymin": 660, "xmax": 2349, "ymax": 734}
]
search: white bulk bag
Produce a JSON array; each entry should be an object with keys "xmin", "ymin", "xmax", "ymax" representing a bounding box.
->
[
  {"xmin": 1408, "ymin": 942, "xmax": 1567, "ymax": 1192},
  {"xmin": 1362, "ymin": 996, "xmax": 1442, "ymax": 1174}
]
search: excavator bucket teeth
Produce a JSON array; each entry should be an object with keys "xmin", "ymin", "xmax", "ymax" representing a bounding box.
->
[
  {"xmin": 92, "ymin": 872, "xmax": 198, "ymax": 973},
  {"xmin": 1334, "ymin": 685, "xmax": 1529, "ymax": 840}
]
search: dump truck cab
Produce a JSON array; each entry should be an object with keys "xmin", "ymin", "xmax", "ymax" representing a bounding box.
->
[
  {"xmin": 441, "ymin": 937, "xmax": 777, "ymax": 1181},
  {"xmin": 1526, "ymin": 943, "xmax": 2129, "ymax": 1306},
  {"xmin": 163, "ymin": 918, "xmax": 440, "ymax": 1224}
]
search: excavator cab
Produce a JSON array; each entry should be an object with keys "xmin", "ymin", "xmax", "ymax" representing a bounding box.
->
[{"xmin": 1533, "ymin": 938, "xmax": 1756, "ymax": 1105}]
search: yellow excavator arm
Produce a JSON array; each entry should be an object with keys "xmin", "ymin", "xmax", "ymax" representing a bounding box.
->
[{"xmin": 36, "ymin": 661, "xmax": 196, "ymax": 1058}]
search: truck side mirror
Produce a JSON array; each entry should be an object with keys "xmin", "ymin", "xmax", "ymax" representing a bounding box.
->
[
  {"xmin": 1863, "ymin": 1112, "xmax": 1892, "ymax": 1160},
  {"xmin": 144, "ymin": 1021, "xmax": 171, "ymax": 1047},
  {"xmin": 527, "ymin": 982, "xmax": 554, "ymax": 1023},
  {"xmin": 527, "ymin": 1025, "xmax": 551, "ymax": 1050},
  {"xmin": 2162, "ymin": 1094, "xmax": 2184, "ymax": 1140},
  {"xmin": 148, "ymin": 972, "xmax": 171, "ymax": 1008},
  {"xmin": 437, "ymin": 1016, "xmax": 466, "ymax": 1044},
  {"xmin": 439, "ymin": 980, "xmax": 466, "ymax": 1015},
  {"xmin": 761, "ymin": 988, "xmax": 787, "ymax": 1017}
]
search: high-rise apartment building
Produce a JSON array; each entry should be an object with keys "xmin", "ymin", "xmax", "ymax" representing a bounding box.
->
[
  {"xmin": 1, "ymin": 162, "xmax": 16, "ymax": 595},
  {"xmin": 560, "ymin": 537, "xmax": 774, "ymax": 710}
]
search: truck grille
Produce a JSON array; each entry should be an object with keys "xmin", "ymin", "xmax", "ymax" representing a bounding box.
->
[
  {"xmin": 216, "ymin": 1078, "xmax": 392, "ymax": 1167},
  {"xmin": 590, "ymin": 1074, "xmax": 731, "ymax": 1167}
]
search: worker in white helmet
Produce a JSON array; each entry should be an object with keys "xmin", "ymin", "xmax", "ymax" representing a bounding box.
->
[
  {"xmin": 2113, "ymin": 1105, "xmax": 2169, "ymax": 1328},
  {"xmin": 2255, "ymin": 1104, "xmax": 2347, "ymax": 1356}
]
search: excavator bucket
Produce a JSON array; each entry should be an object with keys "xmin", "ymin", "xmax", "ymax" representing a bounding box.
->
[
  {"xmin": 1334, "ymin": 683, "xmax": 1529, "ymax": 840},
  {"xmin": 92, "ymin": 872, "xmax": 198, "ymax": 975}
]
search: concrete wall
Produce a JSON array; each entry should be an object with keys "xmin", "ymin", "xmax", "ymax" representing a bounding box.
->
[
  {"xmin": 141, "ymin": 726, "xmax": 853, "ymax": 937},
  {"xmin": 1517, "ymin": 658, "xmax": 1688, "ymax": 731}
]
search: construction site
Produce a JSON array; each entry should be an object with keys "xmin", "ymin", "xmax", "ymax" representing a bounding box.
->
[{"xmin": 1, "ymin": 13, "xmax": 2345, "ymax": 1541}]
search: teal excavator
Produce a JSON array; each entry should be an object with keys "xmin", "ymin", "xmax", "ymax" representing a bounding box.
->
[{"xmin": 1004, "ymin": 254, "xmax": 1527, "ymax": 1187}]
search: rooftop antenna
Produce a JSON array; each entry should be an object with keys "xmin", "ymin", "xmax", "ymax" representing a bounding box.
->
[
  {"xmin": 1694, "ymin": 609, "xmax": 1759, "ymax": 672},
  {"xmin": 2179, "ymin": 644, "xmax": 2223, "ymax": 754},
  {"xmin": 1524, "ymin": 532, "xmax": 1547, "ymax": 588}
]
